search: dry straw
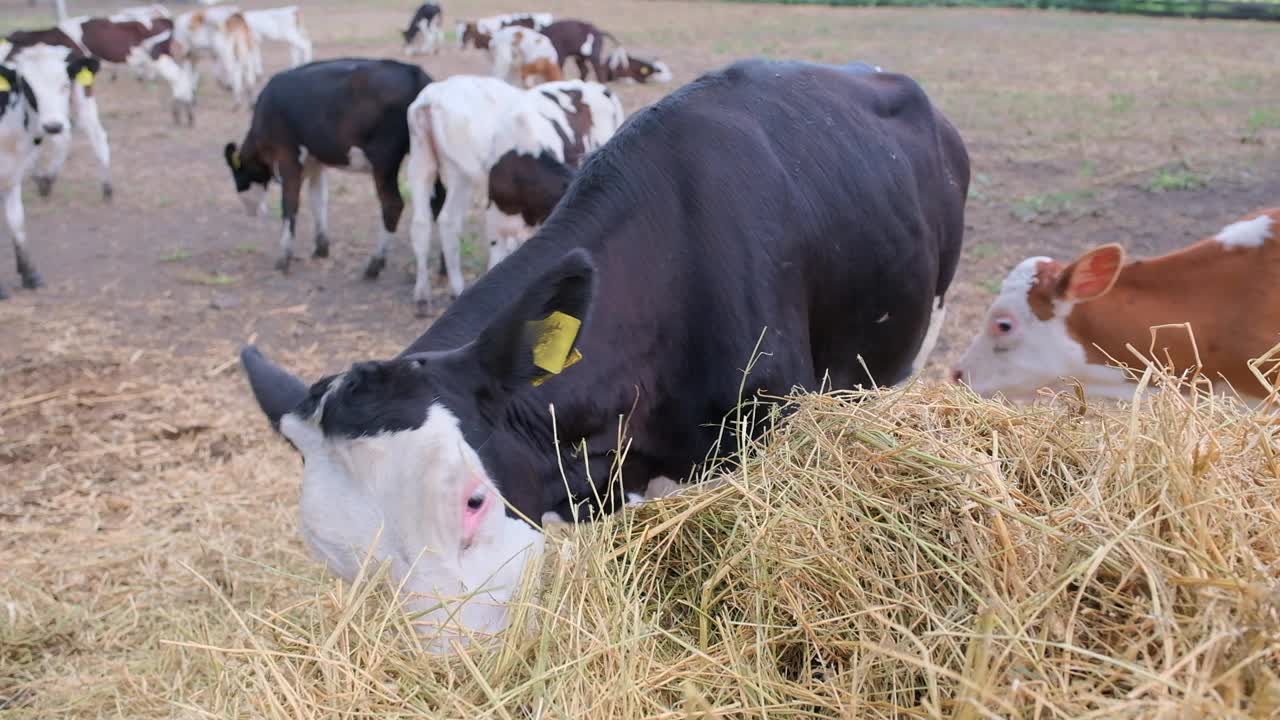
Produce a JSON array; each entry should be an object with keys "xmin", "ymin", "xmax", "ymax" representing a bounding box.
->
[{"xmin": 3, "ymin": 326, "xmax": 1280, "ymax": 718}]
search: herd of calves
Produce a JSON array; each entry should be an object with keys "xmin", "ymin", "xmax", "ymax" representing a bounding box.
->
[
  {"xmin": 2, "ymin": 3, "xmax": 1279, "ymax": 407},
  {"xmin": 0, "ymin": 4, "xmax": 670, "ymax": 309}
]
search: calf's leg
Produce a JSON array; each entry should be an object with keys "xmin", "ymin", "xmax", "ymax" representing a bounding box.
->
[
  {"xmin": 364, "ymin": 161, "xmax": 405, "ymax": 279},
  {"xmin": 275, "ymin": 160, "xmax": 304, "ymax": 273},
  {"xmin": 4, "ymin": 186, "xmax": 41, "ymax": 289},
  {"xmin": 73, "ymin": 90, "xmax": 113, "ymax": 200},
  {"xmin": 303, "ymin": 162, "xmax": 329, "ymax": 258}
]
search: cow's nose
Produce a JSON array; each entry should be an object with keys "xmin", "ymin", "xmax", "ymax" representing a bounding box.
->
[
  {"xmin": 42, "ymin": 121, "xmax": 64, "ymax": 135},
  {"xmin": 950, "ymin": 369, "xmax": 964, "ymax": 384}
]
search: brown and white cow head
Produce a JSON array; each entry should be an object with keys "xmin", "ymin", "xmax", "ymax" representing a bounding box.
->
[
  {"xmin": 605, "ymin": 49, "xmax": 671, "ymax": 84},
  {"xmin": 952, "ymin": 244, "xmax": 1129, "ymax": 402},
  {"xmin": 9, "ymin": 44, "xmax": 99, "ymax": 137},
  {"xmin": 457, "ymin": 22, "xmax": 489, "ymax": 49},
  {"xmin": 240, "ymin": 249, "xmax": 595, "ymax": 652}
]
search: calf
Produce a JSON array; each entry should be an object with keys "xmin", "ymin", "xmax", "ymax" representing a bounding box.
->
[
  {"xmin": 489, "ymin": 27, "xmax": 561, "ymax": 87},
  {"xmin": 240, "ymin": 58, "xmax": 969, "ymax": 650},
  {"xmin": 952, "ymin": 208, "xmax": 1280, "ymax": 405},
  {"xmin": 601, "ymin": 48, "xmax": 672, "ymax": 84},
  {"xmin": 172, "ymin": 7, "xmax": 259, "ymax": 108},
  {"xmin": 7, "ymin": 16, "xmax": 196, "ymax": 127},
  {"xmin": 403, "ymin": 76, "xmax": 624, "ymax": 314},
  {"xmin": 1, "ymin": 48, "xmax": 101, "ymax": 298},
  {"xmin": 457, "ymin": 12, "xmax": 552, "ymax": 50},
  {"xmin": 0, "ymin": 39, "xmax": 112, "ymax": 200},
  {"xmin": 243, "ymin": 7, "xmax": 313, "ymax": 70},
  {"xmin": 402, "ymin": 2, "xmax": 444, "ymax": 56},
  {"xmin": 223, "ymin": 58, "xmax": 445, "ymax": 276},
  {"xmin": 485, "ymin": 80, "xmax": 623, "ymax": 267},
  {"xmin": 539, "ymin": 20, "xmax": 618, "ymax": 82}
]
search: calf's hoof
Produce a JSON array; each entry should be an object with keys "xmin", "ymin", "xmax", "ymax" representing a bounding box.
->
[
  {"xmin": 414, "ymin": 298, "xmax": 433, "ymax": 318},
  {"xmin": 363, "ymin": 255, "xmax": 386, "ymax": 280},
  {"xmin": 20, "ymin": 270, "xmax": 44, "ymax": 290},
  {"xmin": 274, "ymin": 253, "xmax": 293, "ymax": 273},
  {"xmin": 34, "ymin": 177, "xmax": 54, "ymax": 198},
  {"xmin": 313, "ymin": 235, "xmax": 330, "ymax": 259},
  {"xmin": 102, "ymin": 182, "xmax": 114, "ymax": 201}
]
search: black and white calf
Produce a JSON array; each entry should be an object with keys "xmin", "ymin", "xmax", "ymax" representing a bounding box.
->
[
  {"xmin": 1, "ymin": 38, "xmax": 112, "ymax": 200},
  {"xmin": 402, "ymin": 2, "xmax": 444, "ymax": 55},
  {"xmin": 223, "ymin": 58, "xmax": 444, "ymax": 275},
  {"xmin": 1, "ymin": 48, "xmax": 101, "ymax": 298},
  {"xmin": 403, "ymin": 75, "xmax": 624, "ymax": 314},
  {"xmin": 240, "ymin": 59, "xmax": 970, "ymax": 650}
]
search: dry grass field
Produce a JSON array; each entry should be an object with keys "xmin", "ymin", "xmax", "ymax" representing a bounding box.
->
[{"xmin": 2, "ymin": 0, "xmax": 1279, "ymax": 715}]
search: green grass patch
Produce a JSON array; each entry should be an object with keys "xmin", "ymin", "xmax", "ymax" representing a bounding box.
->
[
  {"xmin": 1108, "ymin": 93, "xmax": 1135, "ymax": 113},
  {"xmin": 159, "ymin": 249, "xmax": 192, "ymax": 263},
  {"xmin": 1247, "ymin": 108, "xmax": 1280, "ymax": 133},
  {"xmin": 1011, "ymin": 189, "xmax": 1095, "ymax": 223},
  {"xmin": 234, "ymin": 243, "xmax": 259, "ymax": 255},
  {"xmin": 184, "ymin": 272, "xmax": 238, "ymax": 287},
  {"xmin": 1144, "ymin": 165, "xmax": 1206, "ymax": 192}
]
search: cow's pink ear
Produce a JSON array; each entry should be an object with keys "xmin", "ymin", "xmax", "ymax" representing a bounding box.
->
[{"xmin": 1058, "ymin": 244, "xmax": 1124, "ymax": 302}]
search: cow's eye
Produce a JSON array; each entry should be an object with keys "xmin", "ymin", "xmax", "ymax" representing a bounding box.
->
[{"xmin": 466, "ymin": 493, "xmax": 485, "ymax": 511}]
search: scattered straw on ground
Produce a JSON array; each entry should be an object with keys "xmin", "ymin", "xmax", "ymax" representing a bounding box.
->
[{"xmin": 3, "ymin": 325, "xmax": 1280, "ymax": 718}]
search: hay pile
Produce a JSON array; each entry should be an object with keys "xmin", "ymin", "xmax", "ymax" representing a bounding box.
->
[{"xmin": 159, "ymin": 374, "xmax": 1280, "ymax": 717}]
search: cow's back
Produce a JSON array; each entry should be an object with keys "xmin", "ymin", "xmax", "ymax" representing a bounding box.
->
[{"xmin": 250, "ymin": 59, "xmax": 429, "ymax": 161}]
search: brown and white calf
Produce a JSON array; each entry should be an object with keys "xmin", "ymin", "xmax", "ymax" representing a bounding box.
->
[
  {"xmin": 402, "ymin": 2, "xmax": 444, "ymax": 55},
  {"xmin": 457, "ymin": 12, "xmax": 552, "ymax": 50},
  {"xmin": 952, "ymin": 208, "xmax": 1280, "ymax": 405},
  {"xmin": 489, "ymin": 27, "xmax": 561, "ymax": 87},
  {"xmin": 600, "ymin": 48, "xmax": 672, "ymax": 84},
  {"xmin": 6, "ymin": 15, "xmax": 195, "ymax": 125},
  {"xmin": 172, "ymin": 7, "xmax": 259, "ymax": 108},
  {"xmin": 404, "ymin": 75, "xmax": 624, "ymax": 314}
]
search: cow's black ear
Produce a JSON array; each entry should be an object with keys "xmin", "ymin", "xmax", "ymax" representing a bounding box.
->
[
  {"xmin": 463, "ymin": 249, "xmax": 595, "ymax": 392},
  {"xmin": 0, "ymin": 66, "xmax": 17, "ymax": 95},
  {"xmin": 224, "ymin": 142, "xmax": 240, "ymax": 171},
  {"xmin": 240, "ymin": 345, "xmax": 309, "ymax": 431},
  {"xmin": 66, "ymin": 56, "xmax": 100, "ymax": 80}
]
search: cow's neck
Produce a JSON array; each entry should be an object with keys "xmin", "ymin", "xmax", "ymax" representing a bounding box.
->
[{"xmin": 1064, "ymin": 239, "xmax": 1267, "ymax": 400}]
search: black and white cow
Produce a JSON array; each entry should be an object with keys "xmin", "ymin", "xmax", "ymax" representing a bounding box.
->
[
  {"xmin": 1, "ymin": 37, "xmax": 112, "ymax": 200},
  {"xmin": 223, "ymin": 58, "xmax": 445, "ymax": 276},
  {"xmin": 1, "ymin": 48, "xmax": 101, "ymax": 298},
  {"xmin": 239, "ymin": 59, "xmax": 970, "ymax": 651},
  {"xmin": 402, "ymin": 2, "xmax": 444, "ymax": 55}
]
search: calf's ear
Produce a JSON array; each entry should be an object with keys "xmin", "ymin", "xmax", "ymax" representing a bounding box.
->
[
  {"xmin": 224, "ymin": 142, "xmax": 240, "ymax": 170},
  {"xmin": 1056, "ymin": 243, "xmax": 1124, "ymax": 302},
  {"xmin": 240, "ymin": 345, "xmax": 310, "ymax": 431},
  {"xmin": 452, "ymin": 249, "xmax": 595, "ymax": 394}
]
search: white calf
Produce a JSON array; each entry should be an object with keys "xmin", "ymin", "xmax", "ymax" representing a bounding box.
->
[
  {"xmin": 173, "ymin": 6, "xmax": 258, "ymax": 107},
  {"xmin": 405, "ymin": 76, "xmax": 624, "ymax": 312},
  {"xmin": 243, "ymin": 6, "xmax": 313, "ymax": 70}
]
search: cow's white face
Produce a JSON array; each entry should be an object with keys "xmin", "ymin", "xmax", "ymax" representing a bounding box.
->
[
  {"xmin": 280, "ymin": 401, "xmax": 542, "ymax": 652},
  {"xmin": 11, "ymin": 44, "xmax": 91, "ymax": 136},
  {"xmin": 953, "ymin": 246, "xmax": 1127, "ymax": 402},
  {"xmin": 240, "ymin": 249, "xmax": 596, "ymax": 653}
]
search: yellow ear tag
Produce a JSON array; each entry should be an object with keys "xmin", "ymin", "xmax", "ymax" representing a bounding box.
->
[
  {"xmin": 528, "ymin": 310, "xmax": 583, "ymax": 386},
  {"xmin": 0, "ymin": 76, "xmax": 11, "ymax": 93},
  {"xmin": 230, "ymin": 149, "xmax": 241, "ymax": 169},
  {"xmin": 75, "ymin": 68, "xmax": 95, "ymax": 87}
]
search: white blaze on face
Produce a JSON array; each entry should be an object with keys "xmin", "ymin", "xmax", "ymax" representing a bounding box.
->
[
  {"xmin": 12, "ymin": 45, "xmax": 75, "ymax": 134},
  {"xmin": 953, "ymin": 252, "xmax": 1130, "ymax": 402},
  {"xmin": 954, "ymin": 257, "xmax": 1085, "ymax": 402},
  {"xmin": 279, "ymin": 402, "xmax": 543, "ymax": 652}
]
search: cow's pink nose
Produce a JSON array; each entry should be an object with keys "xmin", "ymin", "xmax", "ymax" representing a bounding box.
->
[{"xmin": 950, "ymin": 369, "xmax": 964, "ymax": 384}]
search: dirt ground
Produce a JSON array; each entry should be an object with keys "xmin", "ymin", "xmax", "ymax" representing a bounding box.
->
[{"xmin": 1, "ymin": 0, "xmax": 1278, "ymax": 714}]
